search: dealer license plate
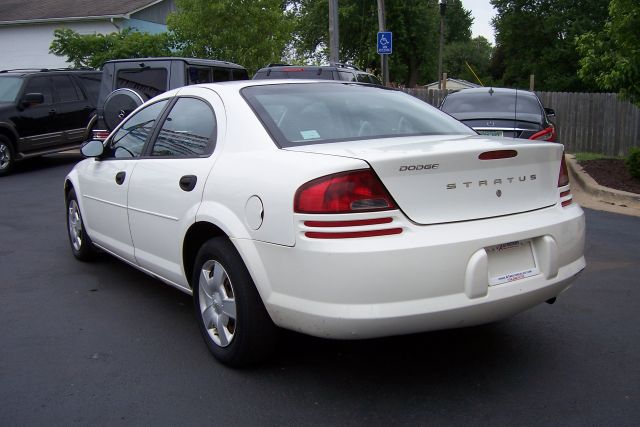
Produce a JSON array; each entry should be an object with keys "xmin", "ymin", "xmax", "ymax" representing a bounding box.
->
[
  {"xmin": 477, "ymin": 130, "xmax": 504, "ymax": 137},
  {"xmin": 486, "ymin": 240, "xmax": 539, "ymax": 286}
]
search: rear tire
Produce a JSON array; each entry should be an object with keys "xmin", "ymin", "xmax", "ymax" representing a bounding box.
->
[
  {"xmin": 192, "ymin": 237, "xmax": 277, "ymax": 367},
  {"xmin": 66, "ymin": 188, "xmax": 97, "ymax": 261},
  {"xmin": 0, "ymin": 135, "xmax": 15, "ymax": 177}
]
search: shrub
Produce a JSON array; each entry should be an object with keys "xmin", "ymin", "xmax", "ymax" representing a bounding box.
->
[{"xmin": 626, "ymin": 147, "xmax": 640, "ymax": 179}]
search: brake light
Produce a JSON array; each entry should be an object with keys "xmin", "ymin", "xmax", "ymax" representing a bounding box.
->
[
  {"xmin": 282, "ymin": 67, "xmax": 305, "ymax": 72},
  {"xmin": 92, "ymin": 129, "xmax": 110, "ymax": 141},
  {"xmin": 294, "ymin": 170, "xmax": 396, "ymax": 214},
  {"xmin": 558, "ymin": 154, "xmax": 572, "ymax": 207},
  {"xmin": 529, "ymin": 126, "xmax": 556, "ymax": 142},
  {"xmin": 479, "ymin": 150, "xmax": 518, "ymax": 160}
]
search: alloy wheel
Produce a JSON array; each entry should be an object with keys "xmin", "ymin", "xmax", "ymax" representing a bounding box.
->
[{"xmin": 198, "ymin": 260, "xmax": 237, "ymax": 347}]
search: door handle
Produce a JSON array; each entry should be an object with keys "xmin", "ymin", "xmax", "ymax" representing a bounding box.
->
[
  {"xmin": 179, "ymin": 175, "xmax": 197, "ymax": 192},
  {"xmin": 115, "ymin": 171, "xmax": 126, "ymax": 185},
  {"xmin": 48, "ymin": 109, "xmax": 57, "ymax": 115}
]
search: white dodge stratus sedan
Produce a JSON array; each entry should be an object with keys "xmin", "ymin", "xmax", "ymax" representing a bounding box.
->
[{"xmin": 65, "ymin": 80, "xmax": 585, "ymax": 366}]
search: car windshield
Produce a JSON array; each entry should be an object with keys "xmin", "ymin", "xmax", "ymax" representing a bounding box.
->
[
  {"xmin": 0, "ymin": 77, "xmax": 23, "ymax": 103},
  {"xmin": 242, "ymin": 83, "xmax": 474, "ymax": 147},
  {"xmin": 441, "ymin": 91, "xmax": 542, "ymax": 115}
]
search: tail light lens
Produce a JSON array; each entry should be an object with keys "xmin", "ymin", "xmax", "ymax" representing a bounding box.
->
[
  {"xmin": 558, "ymin": 154, "xmax": 572, "ymax": 207},
  {"xmin": 294, "ymin": 170, "xmax": 396, "ymax": 214},
  {"xmin": 92, "ymin": 129, "xmax": 110, "ymax": 141},
  {"xmin": 529, "ymin": 126, "xmax": 556, "ymax": 142}
]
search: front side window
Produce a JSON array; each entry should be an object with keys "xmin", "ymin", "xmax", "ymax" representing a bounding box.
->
[
  {"xmin": 151, "ymin": 98, "xmax": 216, "ymax": 157},
  {"xmin": 23, "ymin": 77, "xmax": 53, "ymax": 105},
  {"xmin": 0, "ymin": 77, "xmax": 24, "ymax": 103},
  {"xmin": 109, "ymin": 100, "xmax": 169, "ymax": 158},
  {"xmin": 116, "ymin": 68, "xmax": 168, "ymax": 99},
  {"xmin": 243, "ymin": 83, "xmax": 474, "ymax": 147}
]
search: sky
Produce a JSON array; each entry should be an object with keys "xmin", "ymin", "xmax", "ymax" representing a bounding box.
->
[{"xmin": 459, "ymin": 0, "xmax": 497, "ymax": 45}]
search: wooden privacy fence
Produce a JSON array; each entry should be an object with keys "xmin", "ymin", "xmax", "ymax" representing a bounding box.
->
[{"xmin": 402, "ymin": 88, "xmax": 640, "ymax": 157}]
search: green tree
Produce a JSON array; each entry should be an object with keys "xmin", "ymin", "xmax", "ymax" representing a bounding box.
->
[
  {"xmin": 168, "ymin": 0, "xmax": 294, "ymax": 74},
  {"xmin": 490, "ymin": 0, "xmax": 609, "ymax": 91},
  {"xmin": 49, "ymin": 28, "xmax": 173, "ymax": 69},
  {"xmin": 291, "ymin": 0, "xmax": 473, "ymax": 87},
  {"xmin": 576, "ymin": 0, "xmax": 640, "ymax": 106},
  {"xmin": 444, "ymin": 36, "xmax": 494, "ymax": 86}
]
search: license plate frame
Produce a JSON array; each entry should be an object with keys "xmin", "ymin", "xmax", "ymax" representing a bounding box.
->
[
  {"xmin": 486, "ymin": 240, "xmax": 539, "ymax": 286},
  {"xmin": 477, "ymin": 129, "xmax": 504, "ymax": 137}
]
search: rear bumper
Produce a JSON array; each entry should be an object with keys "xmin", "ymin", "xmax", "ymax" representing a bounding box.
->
[{"xmin": 234, "ymin": 203, "xmax": 586, "ymax": 339}]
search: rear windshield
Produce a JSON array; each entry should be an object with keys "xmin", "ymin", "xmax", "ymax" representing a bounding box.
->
[
  {"xmin": 0, "ymin": 76, "xmax": 23, "ymax": 103},
  {"xmin": 253, "ymin": 69, "xmax": 335, "ymax": 80},
  {"xmin": 441, "ymin": 91, "xmax": 542, "ymax": 115},
  {"xmin": 116, "ymin": 68, "xmax": 168, "ymax": 99},
  {"xmin": 242, "ymin": 83, "xmax": 474, "ymax": 147}
]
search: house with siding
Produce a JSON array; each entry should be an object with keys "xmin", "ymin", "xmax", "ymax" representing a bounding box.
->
[{"xmin": 0, "ymin": 0, "xmax": 175, "ymax": 70}]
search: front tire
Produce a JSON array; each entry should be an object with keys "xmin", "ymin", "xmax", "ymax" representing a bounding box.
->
[
  {"xmin": 193, "ymin": 237, "xmax": 276, "ymax": 367},
  {"xmin": 66, "ymin": 188, "xmax": 97, "ymax": 261},
  {"xmin": 0, "ymin": 135, "xmax": 15, "ymax": 177}
]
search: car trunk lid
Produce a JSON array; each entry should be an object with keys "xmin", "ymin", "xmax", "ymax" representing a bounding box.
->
[{"xmin": 285, "ymin": 135, "xmax": 563, "ymax": 225}]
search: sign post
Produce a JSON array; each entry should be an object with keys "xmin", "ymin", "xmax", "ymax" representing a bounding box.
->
[{"xmin": 377, "ymin": 31, "xmax": 392, "ymax": 86}]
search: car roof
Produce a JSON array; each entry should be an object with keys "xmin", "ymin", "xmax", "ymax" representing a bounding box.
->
[
  {"xmin": 102, "ymin": 57, "xmax": 246, "ymax": 69},
  {"xmin": 0, "ymin": 68, "xmax": 100, "ymax": 77}
]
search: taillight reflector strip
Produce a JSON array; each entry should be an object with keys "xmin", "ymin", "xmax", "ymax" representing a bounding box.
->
[
  {"xmin": 305, "ymin": 228, "xmax": 402, "ymax": 239},
  {"xmin": 561, "ymin": 199, "xmax": 573, "ymax": 207},
  {"xmin": 560, "ymin": 190, "xmax": 571, "ymax": 198},
  {"xmin": 479, "ymin": 150, "xmax": 518, "ymax": 160},
  {"xmin": 304, "ymin": 217, "xmax": 393, "ymax": 228}
]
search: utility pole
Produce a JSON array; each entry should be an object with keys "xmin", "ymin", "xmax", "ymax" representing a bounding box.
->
[
  {"xmin": 329, "ymin": 0, "xmax": 339, "ymax": 64},
  {"xmin": 377, "ymin": 0, "xmax": 388, "ymax": 85},
  {"xmin": 437, "ymin": 0, "xmax": 447, "ymax": 90}
]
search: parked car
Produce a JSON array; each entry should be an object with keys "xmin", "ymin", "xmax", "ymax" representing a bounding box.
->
[
  {"xmin": 65, "ymin": 81, "xmax": 585, "ymax": 366},
  {"xmin": 92, "ymin": 57, "xmax": 248, "ymax": 139},
  {"xmin": 0, "ymin": 68, "xmax": 101, "ymax": 176},
  {"xmin": 440, "ymin": 87, "xmax": 557, "ymax": 141},
  {"xmin": 253, "ymin": 63, "xmax": 382, "ymax": 85}
]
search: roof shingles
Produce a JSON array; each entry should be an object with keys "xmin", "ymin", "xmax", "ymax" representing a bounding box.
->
[{"xmin": 0, "ymin": 0, "xmax": 163, "ymax": 22}]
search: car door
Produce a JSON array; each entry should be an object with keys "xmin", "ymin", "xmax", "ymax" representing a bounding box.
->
[
  {"xmin": 126, "ymin": 89, "xmax": 224, "ymax": 288},
  {"xmin": 13, "ymin": 75, "xmax": 56, "ymax": 151},
  {"xmin": 50, "ymin": 74, "xmax": 93, "ymax": 144},
  {"xmin": 79, "ymin": 99, "xmax": 170, "ymax": 263}
]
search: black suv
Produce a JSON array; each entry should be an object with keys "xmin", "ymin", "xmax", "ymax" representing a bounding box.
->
[
  {"xmin": 93, "ymin": 57, "xmax": 248, "ymax": 137},
  {"xmin": 0, "ymin": 68, "xmax": 101, "ymax": 176},
  {"xmin": 253, "ymin": 63, "xmax": 382, "ymax": 85}
]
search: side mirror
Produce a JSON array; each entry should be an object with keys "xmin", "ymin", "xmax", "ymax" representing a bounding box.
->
[
  {"xmin": 81, "ymin": 140, "xmax": 105, "ymax": 158},
  {"xmin": 21, "ymin": 93, "xmax": 45, "ymax": 107},
  {"xmin": 544, "ymin": 107, "xmax": 555, "ymax": 117}
]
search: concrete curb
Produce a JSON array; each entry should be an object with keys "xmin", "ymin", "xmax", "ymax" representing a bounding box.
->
[{"xmin": 565, "ymin": 154, "xmax": 640, "ymax": 208}]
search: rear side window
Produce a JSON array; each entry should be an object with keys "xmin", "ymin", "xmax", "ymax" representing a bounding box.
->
[
  {"xmin": 242, "ymin": 83, "xmax": 474, "ymax": 147},
  {"xmin": 152, "ymin": 97, "xmax": 216, "ymax": 157},
  {"xmin": 23, "ymin": 76, "xmax": 53, "ymax": 105},
  {"xmin": 232, "ymin": 69, "xmax": 249, "ymax": 80},
  {"xmin": 188, "ymin": 67, "xmax": 212, "ymax": 84},
  {"xmin": 78, "ymin": 73, "xmax": 101, "ymax": 104},
  {"xmin": 52, "ymin": 75, "xmax": 82, "ymax": 102},
  {"xmin": 116, "ymin": 68, "xmax": 167, "ymax": 99},
  {"xmin": 339, "ymin": 71, "xmax": 356, "ymax": 81},
  {"xmin": 212, "ymin": 68, "xmax": 232, "ymax": 82}
]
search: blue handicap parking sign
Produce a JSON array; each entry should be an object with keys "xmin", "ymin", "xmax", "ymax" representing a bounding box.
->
[{"xmin": 377, "ymin": 32, "xmax": 392, "ymax": 54}]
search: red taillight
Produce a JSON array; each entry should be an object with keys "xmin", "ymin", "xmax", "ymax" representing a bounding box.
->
[
  {"xmin": 558, "ymin": 154, "xmax": 572, "ymax": 207},
  {"xmin": 558, "ymin": 155, "xmax": 570, "ymax": 187},
  {"xmin": 529, "ymin": 126, "xmax": 556, "ymax": 142},
  {"xmin": 282, "ymin": 67, "xmax": 305, "ymax": 72},
  {"xmin": 294, "ymin": 170, "xmax": 396, "ymax": 214},
  {"xmin": 92, "ymin": 129, "xmax": 110, "ymax": 141}
]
